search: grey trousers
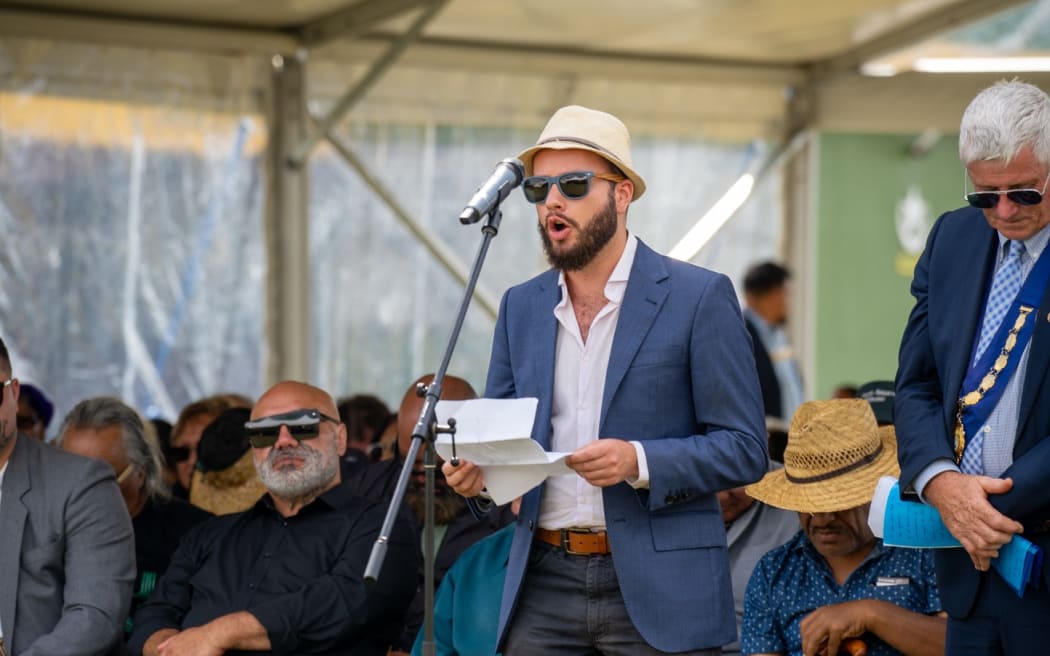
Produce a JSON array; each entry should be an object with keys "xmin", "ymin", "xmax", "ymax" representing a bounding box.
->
[{"xmin": 503, "ymin": 541, "xmax": 722, "ymax": 656}]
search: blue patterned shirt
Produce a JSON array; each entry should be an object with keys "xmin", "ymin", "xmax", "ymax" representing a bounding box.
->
[{"xmin": 742, "ymin": 533, "xmax": 941, "ymax": 656}]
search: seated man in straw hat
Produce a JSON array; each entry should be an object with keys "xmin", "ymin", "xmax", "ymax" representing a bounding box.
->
[
  {"xmin": 741, "ymin": 399, "xmax": 946, "ymax": 656},
  {"xmin": 129, "ymin": 381, "xmax": 419, "ymax": 656}
]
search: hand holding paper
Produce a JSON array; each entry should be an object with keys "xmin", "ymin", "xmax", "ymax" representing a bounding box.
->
[
  {"xmin": 922, "ymin": 471, "xmax": 1022, "ymax": 569},
  {"xmin": 434, "ymin": 398, "xmax": 570, "ymax": 505},
  {"xmin": 869, "ymin": 476, "xmax": 1043, "ymax": 597},
  {"xmin": 565, "ymin": 439, "xmax": 639, "ymax": 487}
]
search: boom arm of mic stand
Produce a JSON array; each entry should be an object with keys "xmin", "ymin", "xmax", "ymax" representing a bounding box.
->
[{"xmin": 363, "ymin": 204, "xmax": 506, "ymax": 656}]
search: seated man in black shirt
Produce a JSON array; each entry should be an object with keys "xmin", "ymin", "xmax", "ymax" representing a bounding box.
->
[
  {"xmin": 129, "ymin": 381, "xmax": 420, "ymax": 656},
  {"xmin": 56, "ymin": 397, "xmax": 213, "ymax": 640},
  {"xmin": 346, "ymin": 374, "xmax": 514, "ymax": 654}
]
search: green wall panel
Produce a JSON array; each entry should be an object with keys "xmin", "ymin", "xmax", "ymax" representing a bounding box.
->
[{"xmin": 813, "ymin": 133, "xmax": 962, "ymax": 398}]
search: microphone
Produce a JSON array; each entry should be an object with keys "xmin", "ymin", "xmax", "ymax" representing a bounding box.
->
[{"xmin": 459, "ymin": 158, "xmax": 525, "ymax": 224}]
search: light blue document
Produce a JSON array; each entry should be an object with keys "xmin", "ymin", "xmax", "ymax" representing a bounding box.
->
[{"xmin": 869, "ymin": 477, "xmax": 1043, "ymax": 597}]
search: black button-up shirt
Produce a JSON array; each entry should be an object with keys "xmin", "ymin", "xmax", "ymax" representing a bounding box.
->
[
  {"xmin": 127, "ymin": 497, "xmax": 212, "ymax": 638},
  {"xmin": 129, "ymin": 483, "xmax": 419, "ymax": 655}
]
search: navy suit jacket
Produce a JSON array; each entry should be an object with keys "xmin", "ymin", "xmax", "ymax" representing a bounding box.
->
[
  {"xmin": 486, "ymin": 239, "xmax": 768, "ymax": 652},
  {"xmin": 896, "ymin": 206, "xmax": 1050, "ymax": 617},
  {"xmin": 744, "ymin": 316, "xmax": 783, "ymax": 419}
]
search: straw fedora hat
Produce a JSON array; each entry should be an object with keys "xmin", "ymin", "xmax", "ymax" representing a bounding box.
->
[
  {"xmin": 517, "ymin": 105, "xmax": 647, "ymax": 201},
  {"xmin": 189, "ymin": 407, "xmax": 266, "ymax": 515},
  {"xmin": 190, "ymin": 450, "xmax": 267, "ymax": 515},
  {"xmin": 745, "ymin": 398, "xmax": 899, "ymax": 514}
]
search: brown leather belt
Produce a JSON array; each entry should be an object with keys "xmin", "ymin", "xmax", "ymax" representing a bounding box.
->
[{"xmin": 535, "ymin": 527, "xmax": 611, "ymax": 555}]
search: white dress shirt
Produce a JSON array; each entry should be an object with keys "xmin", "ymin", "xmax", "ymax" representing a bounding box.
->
[{"xmin": 538, "ymin": 234, "xmax": 650, "ymax": 530}]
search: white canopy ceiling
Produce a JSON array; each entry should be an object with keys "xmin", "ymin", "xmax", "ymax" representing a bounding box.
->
[{"xmin": 0, "ymin": 0, "xmax": 1040, "ymax": 140}]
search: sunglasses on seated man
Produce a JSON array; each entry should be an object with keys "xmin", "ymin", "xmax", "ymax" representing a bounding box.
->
[
  {"xmin": 522, "ymin": 170, "xmax": 625, "ymax": 204},
  {"xmin": 244, "ymin": 408, "xmax": 340, "ymax": 449},
  {"xmin": 965, "ymin": 171, "xmax": 1050, "ymax": 209}
]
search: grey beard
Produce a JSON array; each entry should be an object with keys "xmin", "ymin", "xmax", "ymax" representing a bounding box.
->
[{"xmin": 255, "ymin": 441, "xmax": 338, "ymax": 502}]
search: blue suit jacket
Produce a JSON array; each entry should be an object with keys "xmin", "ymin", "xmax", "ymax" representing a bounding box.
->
[
  {"xmin": 896, "ymin": 206, "xmax": 1050, "ymax": 617},
  {"xmin": 486, "ymin": 239, "xmax": 768, "ymax": 652}
]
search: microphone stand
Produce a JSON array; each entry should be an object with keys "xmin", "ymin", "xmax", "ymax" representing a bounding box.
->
[{"xmin": 364, "ymin": 204, "xmax": 506, "ymax": 656}]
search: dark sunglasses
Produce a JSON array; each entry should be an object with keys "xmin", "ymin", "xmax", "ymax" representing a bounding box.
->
[
  {"xmin": 165, "ymin": 446, "xmax": 192, "ymax": 463},
  {"xmin": 244, "ymin": 408, "xmax": 339, "ymax": 449},
  {"xmin": 522, "ymin": 170, "xmax": 624, "ymax": 204},
  {"xmin": 965, "ymin": 171, "xmax": 1050, "ymax": 209}
]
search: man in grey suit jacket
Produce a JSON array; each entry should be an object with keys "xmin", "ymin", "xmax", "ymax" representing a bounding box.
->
[
  {"xmin": 444, "ymin": 106, "xmax": 767, "ymax": 654},
  {"xmin": 0, "ymin": 336, "xmax": 135, "ymax": 655}
]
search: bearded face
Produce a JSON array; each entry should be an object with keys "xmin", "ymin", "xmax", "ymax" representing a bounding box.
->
[
  {"xmin": 537, "ymin": 187, "xmax": 618, "ymax": 272},
  {"xmin": 255, "ymin": 438, "xmax": 339, "ymax": 502},
  {"xmin": 405, "ymin": 469, "xmax": 466, "ymax": 526}
]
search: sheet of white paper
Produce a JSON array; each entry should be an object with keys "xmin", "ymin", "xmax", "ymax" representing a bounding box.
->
[
  {"xmin": 868, "ymin": 476, "xmax": 892, "ymax": 538},
  {"xmin": 433, "ymin": 398, "xmax": 571, "ymax": 505}
]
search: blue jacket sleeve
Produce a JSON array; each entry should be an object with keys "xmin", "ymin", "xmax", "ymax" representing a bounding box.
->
[{"xmin": 641, "ymin": 273, "xmax": 769, "ymax": 509}]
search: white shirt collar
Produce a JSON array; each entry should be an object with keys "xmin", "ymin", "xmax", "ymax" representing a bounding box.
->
[
  {"xmin": 555, "ymin": 232, "xmax": 639, "ymax": 306},
  {"xmin": 997, "ymin": 221, "xmax": 1050, "ymax": 262}
]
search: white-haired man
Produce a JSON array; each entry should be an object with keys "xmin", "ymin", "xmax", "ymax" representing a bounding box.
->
[{"xmin": 896, "ymin": 78, "xmax": 1050, "ymax": 652}]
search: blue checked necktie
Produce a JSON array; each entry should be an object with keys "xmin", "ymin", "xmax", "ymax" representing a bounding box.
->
[{"xmin": 961, "ymin": 239, "xmax": 1026, "ymax": 474}]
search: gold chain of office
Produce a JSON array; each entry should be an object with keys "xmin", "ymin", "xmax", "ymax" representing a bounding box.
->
[{"xmin": 954, "ymin": 305, "xmax": 1033, "ymax": 464}]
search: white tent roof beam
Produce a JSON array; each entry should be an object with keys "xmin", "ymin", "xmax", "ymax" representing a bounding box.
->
[
  {"xmin": 814, "ymin": 0, "xmax": 1031, "ymax": 79},
  {"xmin": 298, "ymin": 0, "xmax": 434, "ymax": 49},
  {"xmin": 336, "ymin": 34, "xmax": 807, "ymax": 87},
  {"xmin": 0, "ymin": 7, "xmax": 297, "ymax": 55}
]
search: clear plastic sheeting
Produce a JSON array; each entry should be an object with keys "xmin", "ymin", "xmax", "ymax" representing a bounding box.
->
[
  {"xmin": 0, "ymin": 35, "xmax": 783, "ymax": 427},
  {"xmin": 0, "ymin": 37, "xmax": 268, "ymax": 436},
  {"xmin": 310, "ymin": 122, "xmax": 781, "ymax": 406}
]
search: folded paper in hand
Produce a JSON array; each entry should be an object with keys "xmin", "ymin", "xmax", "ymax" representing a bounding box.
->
[
  {"xmin": 433, "ymin": 397, "xmax": 571, "ymax": 505},
  {"xmin": 869, "ymin": 476, "xmax": 1043, "ymax": 597}
]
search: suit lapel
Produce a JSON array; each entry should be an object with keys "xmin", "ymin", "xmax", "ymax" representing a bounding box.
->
[
  {"xmin": 0, "ymin": 437, "xmax": 31, "ymax": 641},
  {"xmin": 943, "ymin": 221, "xmax": 997, "ymax": 411},
  {"xmin": 531, "ymin": 274, "xmax": 560, "ymax": 449},
  {"xmin": 600, "ymin": 242, "xmax": 668, "ymax": 428}
]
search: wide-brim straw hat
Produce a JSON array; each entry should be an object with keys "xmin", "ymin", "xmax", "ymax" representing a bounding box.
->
[
  {"xmin": 190, "ymin": 450, "xmax": 267, "ymax": 515},
  {"xmin": 746, "ymin": 398, "xmax": 900, "ymax": 514},
  {"xmin": 517, "ymin": 105, "xmax": 647, "ymax": 201}
]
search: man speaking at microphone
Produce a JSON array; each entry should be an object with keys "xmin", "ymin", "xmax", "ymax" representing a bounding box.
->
[{"xmin": 443, "ymin": 105, "xmax": 768, "ymax": 655}]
